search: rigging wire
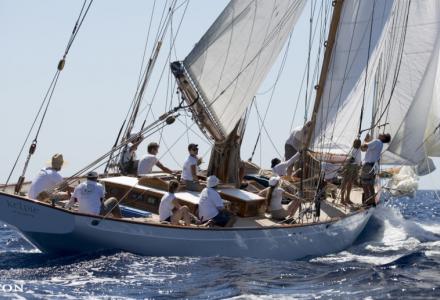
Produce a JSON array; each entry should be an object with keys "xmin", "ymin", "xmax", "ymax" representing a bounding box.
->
[
  {"xmin": 4, "ymin": 0, "xmax": 94, "ymax": 191},
  {"xmin": 358, "ymin": 0, "xmax": 376, "ymax": 135},
  {"xmin": 124, "ymin": 0, "xmax": 179, "ymax": 140},
  {"xmin": 288, "ymin": 0, "xmax": 329, "ymax": 132},
  {"xmin": 304, "ymin": 0, "xmax": 317, "ymax": 123},
  {"xmin": 54, "ymin": 110, "xmax": 180, "ymax": 190},
  {"xmin": 372, "ymin": 1, "xmax": 411, "ymax": 131},
  {"xmin": 252, "ymin": 100, "xmax": 282, "ymax": 158},
  {"xmin": 137, "ymin": 0, "xmax": 189, "ymax": 122},
  {"xmin": 248, "ymin": 30, "xmax": 293, "ymax": 162}
]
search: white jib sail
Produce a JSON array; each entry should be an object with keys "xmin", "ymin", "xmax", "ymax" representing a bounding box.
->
[
  {"xmin": 312, "ymin": 0, "xmax": 395, "ymax": 153},
  {"xmin": 379, "ymin": 0, "xmax": 440, "ymax": 173},
  {"xmin": 183, "ymin": 0, "xmax": 306, "ymax": 138}
]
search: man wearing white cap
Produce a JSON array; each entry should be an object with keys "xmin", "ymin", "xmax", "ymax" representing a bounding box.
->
[
  {"xmin": 198, "ymin": 175, "xmax": 233, "ymax": 227},
  {"xmin": 28, "ymin": 153, "xmax": 67, "ymax": 200},
  {"xmin": 66, "ymin": 171, "xmax": 121, "ymax": 218}
]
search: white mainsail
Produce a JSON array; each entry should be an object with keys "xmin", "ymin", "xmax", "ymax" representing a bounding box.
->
[
  {"xmin": 312, "ymin": 0, "xmax": 395, "ymax": 152},
  {"xmin": 182, "ymin": 0, "xmax": 306, "ymax": 140}
]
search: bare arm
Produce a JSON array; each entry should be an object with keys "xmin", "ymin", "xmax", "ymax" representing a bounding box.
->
[
  {"xmin": 156, "ymin": 161, "xmax": 173, "ymax": 174},
  {"xmin": 190, "ymin": 165, "xmax": 198, "ymax": 181},
  {"xmin": 258, "ymin": 187, "xmax": 269, "ymax": 197},
  {"xmin": 282, "ymin": 191, "xmax": 302, "ymax": 202},
  {"xmin": 171, "ymin": 198, "xmax": 182, "ymax": 209}
]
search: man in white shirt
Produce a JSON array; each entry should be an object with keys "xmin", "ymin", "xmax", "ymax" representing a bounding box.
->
[
  {"xmin": 28, "ymin": 153, "xmax": 68, "ymax": 201},
  {"xmin": 181, "ymin": 143, "xmax": 202, "ymax": 191},
  {"xmin": 360, "ymin": 133, "xmax": 391, "ymax": 206},
  {"xmin": 66, "ymin": 171, "xmax": 121, "ymax": 218},
  {"xmin": 271, "ymin": 152, "xmax": 301, "ymax": 177},
  {"xmin": 198, "ymin": 175, "xmax": 233, "ymax": 227},
  {"xmin": 137, "ymin": 142, "xmax": 173, "ymax": 176},
  {"xmin": 285, "ymin": 121, "xmax": 312, "ymax": 176}
]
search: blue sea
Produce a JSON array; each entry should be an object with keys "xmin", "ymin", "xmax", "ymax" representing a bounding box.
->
[{"xmin": 0, "ymin": 191, "xmax": 439, "ymax": 299}]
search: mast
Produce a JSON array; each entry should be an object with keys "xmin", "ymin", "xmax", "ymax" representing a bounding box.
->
[
  {"xmin": 304, "ymin": 0, "xmax": 344, "ymax": 149},
  {"xmin": 207, "ymin": 117, "xmax": 247, "ymax": 185}
]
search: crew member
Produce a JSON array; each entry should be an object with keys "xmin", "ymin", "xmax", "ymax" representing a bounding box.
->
[
  {"xmin": 360, "ymin": 133, "xmax": 391, "ymax": 206},
  {"xmin": 28, "ymin": 153, "xmax": 68, "ymax": 201},
  {"xmin": 138, "ymin": 142, "xmax": 173, "ymax": 176},
  {"xmin": 66, "ymin": 171, "xmax": 122, "ymax": 218}
]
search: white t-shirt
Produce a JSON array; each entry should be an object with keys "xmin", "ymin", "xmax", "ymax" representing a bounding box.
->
[
  {"xmin": 28, "ymin": 168, "xmax": 63, "ymax": 199},
  {"xmin": 348, "ymin": 148, "xmax": 362, "ymax": 165},
  {"xmin": 285, "ymin": 126, "xmax": 304, "ymax": 149},
  {"xmin": 198, "ymin": 187, "xmax": 223, "ymax": 221},
  {"xmin": 182, "ymin": 155, "xmax": 198, "ymax": 181},
  {"xmin": 159, "ymin": 192, "xmax": 176, "ymax": 221},
  {"xmin": 72, "ymin": 180, "xmax": 105, "ymax": 215},
  {"xmin": 364, "ymin": 139, "xmax": 383, "ymax": 163},
  {"xmin": 138, "ymin": 154, "xmax": 158, "ymax": 175},
  {"xmin": 272, "ymin": 152, "xmax": 300, "ymax": 176},
  {"xmin": 268, "ymin": 187, "xmax": 284, "ymax": 211}
]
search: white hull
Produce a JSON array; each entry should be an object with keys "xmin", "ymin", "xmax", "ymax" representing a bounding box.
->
[{"xmin": 0, "ymin": 192, "xmax": 373, "ymax": 260}]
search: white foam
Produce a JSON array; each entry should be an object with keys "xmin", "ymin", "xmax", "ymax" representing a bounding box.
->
[
  {"xmin": 314, "ymin": 205, "xmax": 439, "ymax": 265},
  {"xmin": 416, "ymin": 223, "xmax": 440, "ymax": 235},
  {"xmin": 311, "ymin": 251, "xmax": 405, "ymax": 265}
]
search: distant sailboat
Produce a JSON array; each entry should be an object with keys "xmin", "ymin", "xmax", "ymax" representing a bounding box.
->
[{"xmin": 0, "ymin": 0, "xmax": 438, "ymax": 260}]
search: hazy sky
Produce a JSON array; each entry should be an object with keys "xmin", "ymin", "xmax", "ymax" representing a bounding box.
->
[{"xmin": 1, "ymin": 0, "xmax": 439, "ymax": 190}]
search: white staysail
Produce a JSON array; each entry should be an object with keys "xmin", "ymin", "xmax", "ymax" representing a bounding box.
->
[
  {"xmin": 312, "ymin": 0, "xmax": 395, "ymax": 153},
  {"xmin": 183, "ymin": 0, "xmax": 306, "ymax": 139},
  {"xmin": 376, "ymin": 0, "xmax": 440, "ymax": 173},
  {"xmin": 314, "ymin": 0, "xmax": 440, "ymax": 175}
]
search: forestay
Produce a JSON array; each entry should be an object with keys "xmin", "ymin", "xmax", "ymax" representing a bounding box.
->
[
  {"xmin": 183, "ymin": 0, "xmax": 306, "ymax": 139},
  {"xmin": 312, "ymin": 0, "xmax": 394, "ymax": 153}
]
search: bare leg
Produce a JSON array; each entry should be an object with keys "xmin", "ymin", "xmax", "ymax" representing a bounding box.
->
[
  {"xmin": 181, "ymin": 206, "xmax": 191, "ymax": 225},
  {"xmin": 172, "ymin": 206, "xmax": 191, "ymax": 226}
]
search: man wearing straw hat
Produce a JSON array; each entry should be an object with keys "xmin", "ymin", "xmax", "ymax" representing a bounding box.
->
[{"xmin": 28, "ymin": 153, "xmax": 67, "ymax": 201}]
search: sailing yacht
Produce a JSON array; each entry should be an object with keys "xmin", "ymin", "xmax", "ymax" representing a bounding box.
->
[{"xmin": 0, "ymin": 0, "xmax": 438, "ymax": 260}]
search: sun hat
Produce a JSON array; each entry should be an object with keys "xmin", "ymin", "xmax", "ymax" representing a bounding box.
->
[
  {"xmin": 207, "ymin": 175, "xmax": 219, "ymax": 188},
  {"xmin": 268, "ymin": 176, "xmax": 280, "ymax": 187},
  {"xmin": 51, "ymin": 153, "xmax": 64, "ymax": 169}
]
